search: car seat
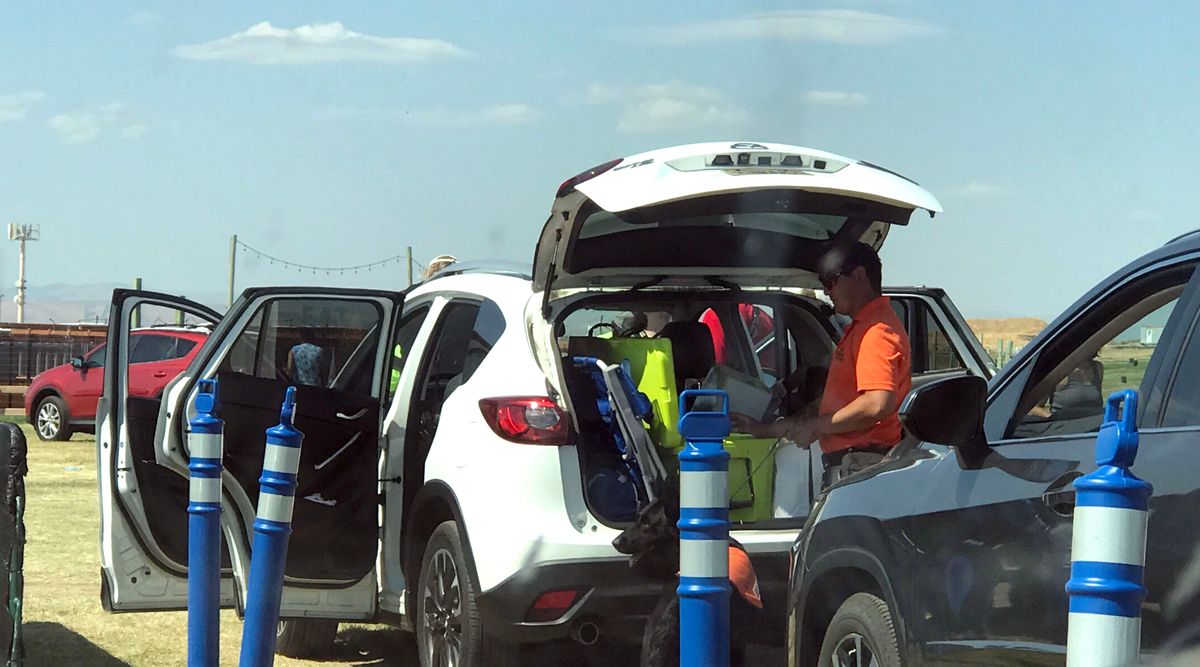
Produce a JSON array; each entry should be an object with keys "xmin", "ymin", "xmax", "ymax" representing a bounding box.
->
[{"xmin": 656, "ymin": 322, "xmax": 716, "ymax": 393}]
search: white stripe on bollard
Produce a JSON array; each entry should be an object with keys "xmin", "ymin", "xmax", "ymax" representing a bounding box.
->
[
  {"xmin": 256, "ymin": 492, "xmax": 295, "ymax": 523},
  {"xmin": 680, "ymin": 470, "xmax": 727, "ymax": 508},
  {"xmin": 189, "ymin": 477, "xmax": 222, "ymax": 504},
  {"xmin": 679, "ymin": 539, "xmax": 729, "ymax": 579},
  {"xmin": 1070, "ymin": 506, "xmax": 1149, "ymax": 566},
  {"xmin": 1066, "ymin": 612, "xmax": 1141, "ymax": 667},
  {"xmin": 189, "ymin": 432, "xmax": 223, "ymax": 460},
  {"xmin": 263, "ymin": 444, "xmax": 301, "ymax": 475}
]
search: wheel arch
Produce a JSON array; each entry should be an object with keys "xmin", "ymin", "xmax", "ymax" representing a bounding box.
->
[
  {"xmin": 403, "ymin": 481, "xmax": 481, "ymax": 613},
  {"xmin": 796, "ymin": 547, "xmax": 905, "ymax": 667}
]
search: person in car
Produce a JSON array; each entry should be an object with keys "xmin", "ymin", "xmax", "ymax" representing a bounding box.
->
[
  {"xmin": 731, "ymin": 242, "xmax": 912, "ymax": 487},
  {"xmin": 287, "ymin": 341, "xmax": 324, "ymax": 386}
]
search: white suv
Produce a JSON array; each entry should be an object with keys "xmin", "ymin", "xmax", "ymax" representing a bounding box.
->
[{"xmin": 96, "ymin": 142, "xmax": 992, "ymax": 664}]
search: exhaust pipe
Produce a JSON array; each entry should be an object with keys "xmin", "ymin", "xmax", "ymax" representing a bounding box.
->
[{"xmin": 570, "ymin": 619, "xmax": 601, "ymax": 646}]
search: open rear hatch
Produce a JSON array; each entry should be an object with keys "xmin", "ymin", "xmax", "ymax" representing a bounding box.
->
[{"xmin": 533, "ymin": 141, "xmax": 942, "ymax": 296}]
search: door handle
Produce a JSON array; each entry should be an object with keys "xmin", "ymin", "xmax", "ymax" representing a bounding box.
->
[
  {"xmin": 153, "ymin": 371, "xmax": 168, "ymax": 378},
  {"xmin": 336, "ymin": 408, "xmax": 368, "ymax": 420},
  {"xmin": 1041, "ymin": 470, "xmax": 1083, "ymax": 516}
]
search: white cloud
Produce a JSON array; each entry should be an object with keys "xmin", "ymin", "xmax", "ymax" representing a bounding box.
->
[
  {"xmin": 173, "ymin": 21, "xmax": 471, "ymax": 65},
  {"xmin": 319, "ymin": 103, "xmax": 541, "ymax": 127},
  {"xmin": 803, "ymin": 90, "xmax": 869, "ymax": 107},
  {"xmin": 645, "ymin": 10, "xmax": 939, "ymax": 46},
  {"xmin": 948, "ymin": 181, "xmax": 1007, "ymax": 198},
  {"xmin": 0, "ymin": 91, "xmax": 46, "ymax": 124},
  {"xmin": 48, "ymin": 103, "xmax": 145, "ymax": 144},
  {"xmin": 577, "ymin": 80, "xmax": 750, "ymax": 133},
  {"xmin": 407, "ymin": 104, "xmax": 542, "ymax": 127},
  {"xmin": 48, "ymin": 112, "xmax": 102, "ymax": 144}
]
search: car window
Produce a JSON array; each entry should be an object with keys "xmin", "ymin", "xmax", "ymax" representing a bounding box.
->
[
  {"xmin": 173, "ymin": 338, "xmax": 198, "ymax": 360},
  {"xmin": 85, "ymin": 344, "xmax": 107, "ymax": 368},
  {"xmin": 414, "ymin": 302, "xmax": 482, "ymax": 411},
  {"xmin": 1006, "ymin": 262, "xmax": 1194, "ymax": 440},
  {"xmin": 1158, "ymin": 309, "xmax": 1200, "ymax": 428},
  {"xmin": 891, "ymin": 298, "xmax": 966, "ymax": 375},
  {"xmin": 387, "ymin": 304, "xmax": 432, "ymax": 401},
  {"xmin": 924, "ymin": 308, "xmax": 965, "ymax": 372},
  {"xmin": 129, "ymin": 335, "xmax": 177, "ymax": 364},
  {"xmin": 217, "ymin": 297, "xmax": 385, "ymax": 396}
]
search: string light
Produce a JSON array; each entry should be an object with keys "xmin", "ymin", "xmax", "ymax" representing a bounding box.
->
[{"xmin": 236, "ymin": 239, "xmax": 426, "ymax": 275}]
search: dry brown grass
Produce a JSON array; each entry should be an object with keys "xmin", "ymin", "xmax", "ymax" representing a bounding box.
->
[
  {"xmin": 967, "ymin": 317, "xmax": 1048, "ymax": 351},
  {"xmin": 18, "ymin": 425, "xmax": 415, "ymax": 666}
]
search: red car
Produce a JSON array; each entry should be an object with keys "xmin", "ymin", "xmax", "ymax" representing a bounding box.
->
[{"xmin": 25, "ymin": 326, "xmax": 209, "ymax": 441}]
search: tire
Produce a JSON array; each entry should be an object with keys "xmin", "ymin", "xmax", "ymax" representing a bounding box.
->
[
  {"xmin": 275, "ymin": 618, "xmax": 339, "ymax": 658},
  {"xmin": 416, "ymin": 521, "xmax": 519, "ymax": 667},
  {"xmin": 34, "ymin": 396, "xmax": 72, "ymax": 441},
  {"xmin": 817, "ymin": 592, "xmax": 903, "ymax": 667}
]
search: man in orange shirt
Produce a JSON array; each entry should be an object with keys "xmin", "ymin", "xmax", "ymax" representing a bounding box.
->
[{"xmin": 732, "ymin": 242, "xmax": 911, "ymax": 487}]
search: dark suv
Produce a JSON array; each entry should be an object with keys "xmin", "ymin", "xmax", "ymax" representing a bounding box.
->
[
  {"xmin": 25, "ymin": 326, "xmax": 208, "ymax": 441},
  {"xmin": 788, "ymin": 230, "xmax": 1200, "ymax": 666}
]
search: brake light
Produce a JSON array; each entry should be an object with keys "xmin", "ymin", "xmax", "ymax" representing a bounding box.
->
[
  {"xmin": 555, "ymin": 158, "xmax": 623, "ymax": 198},
  {"xmin": 479, "ymin": 397, "xmax": 568, "ymax": 445},
  {"xmin": 525, "ymin": 588, "xmax": 582, "ymax": 622}
]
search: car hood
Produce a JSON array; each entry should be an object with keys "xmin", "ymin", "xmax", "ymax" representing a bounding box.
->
[{"xmin": 532, "ymin": 141, "xmax": 943, "ymax": 296}]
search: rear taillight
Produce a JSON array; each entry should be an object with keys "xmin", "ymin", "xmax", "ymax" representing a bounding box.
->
[
  {"xmin": 525, "ymin": 588, "xmax": 584, "ymax": 622},
  {"xmin": 555, "ymin": 158, "xmax": 623, "ymax": 198},
  {"xmin": 479, "ymin": 397, "xmax": 568, "ymax": 445}
]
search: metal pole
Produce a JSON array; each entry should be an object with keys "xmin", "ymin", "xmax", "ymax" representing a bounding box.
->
[
  {"xmin": 677, "ymin": 389, "xmax": 731, "ymax": 667},
  {"xmin": 239, "ymin": 387, "xmax": 303, "ymax": 667},
  {"xmin": 132, "ymin": 278, "xmax": 142, "ymax": 328},
  {"xmin": 228, "ymin": 235, "xmax": 238, "ymax": 309},
  {"xmin": 187, "ymin": 379, "xmax": 224, "ymax": 667},
  {"xmin": 1065, "ymin": 389, "xmax": 1151, "ymax": 667},
  {"xmin": 15, "ymin": 237, "xmax": 25, "ymax": 324},
  {"xmin": 405, "ymin": 246, "xmax": 413, "ymax": 287}
]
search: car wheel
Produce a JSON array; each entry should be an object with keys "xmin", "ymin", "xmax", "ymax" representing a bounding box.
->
[
  {"xmin": 818, "ymin": 592, "xmax": 903, "ymax": 667},
  {"xmin": 35, "ymin": 396, "xmax": 73, "ymax": 441},
  {"xmin": 275, "ymin": 618, "xmax": 338, "ymax": 658},
  {"xmin": 416, "ymin": 521, "xmax": 519, "ymax": 667}
]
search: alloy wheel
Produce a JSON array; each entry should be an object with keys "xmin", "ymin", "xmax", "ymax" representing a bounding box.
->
[
  {"xmin": 831, "ymin": 632, "xmax": 879, "ymax": 667},
  {"xmin": 422, "ymin": 547, "xmax": 464, "ymax": 667},
  {"xmin": 37, "ymin": 401, "xmax": 61, "ymax": 439}
]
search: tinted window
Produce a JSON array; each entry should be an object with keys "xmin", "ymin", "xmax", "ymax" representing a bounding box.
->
[
  {"xmin": 925, "ymin": 309, "xmax": 965, "ymax": 372},
  {"xmin": 174, "ymin": 338, "xmax": 198, "ymax": 359},
  {"xmin": 1160, "ymin": 312, "xmax": 1200, "ymax": 427},
  {"xmin": 460, "ymin": 299, "xmax": 505, "ymax": 386},
  {"xmin": 1007, "ymin": 263, "xmax": 1193, "ymax": 440},
  {"xmin": 217, "ymin": 298, "xmax": 385, "ymax": 396},
  {"xmin": 85, "ymin": 344, "xmax": 107, "ymax": 368},
  {"xmin": 387, "ymin": 305, "xmax": 432, "ymax": 400},
  {"xmin": 415, "ymin": 302, "xmax": 481, "ymax": 406},
  {"xmin": 130, "ymin": 335, "xmax": 177, "ymax": 364}
]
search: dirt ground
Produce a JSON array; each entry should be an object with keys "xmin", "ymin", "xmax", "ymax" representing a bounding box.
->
[{"xmin": 967, "ymin": 316, "xmax": 1048, "ymax": 352}]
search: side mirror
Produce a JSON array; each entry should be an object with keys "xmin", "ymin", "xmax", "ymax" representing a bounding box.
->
[
  {"xmin": 900, "ymin": 375, "xmax": 988, "ymax": 453},
  {"xmin": 70, "ymin": 357, "xmax": 85, "ymax": 369}
]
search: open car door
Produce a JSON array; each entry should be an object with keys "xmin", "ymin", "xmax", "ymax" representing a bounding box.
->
[{"xmin": 99, "ymin": 287, "xmax": 403, "ymax": 621}]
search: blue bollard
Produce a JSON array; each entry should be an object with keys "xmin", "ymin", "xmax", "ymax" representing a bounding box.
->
[
  {"xmin": 239, "ymin": 387, "xmax": 304, "ymax": 667},
  {"xmin": 188, "ymin": 378, "xmax": 224, "ymax": 667},
  {"xmin": 677, "ymin": 389, "xmax": 731, "ymax": 667},
  {"xmin": 1065, "ymin": 389, "xmax": 1152, "ymax": 667}
]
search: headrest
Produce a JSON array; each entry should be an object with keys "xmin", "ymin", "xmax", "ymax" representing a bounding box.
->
[{"xmin": 657, "ymin": 321, "xmax": 716, "ymax": 386}]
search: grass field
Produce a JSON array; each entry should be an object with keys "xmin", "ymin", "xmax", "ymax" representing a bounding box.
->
[{"xmin": 18, "ymin": 425, "xmax": 415, "ymax": 666}]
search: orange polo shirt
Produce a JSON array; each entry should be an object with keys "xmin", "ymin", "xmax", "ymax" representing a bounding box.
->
[{"xmin": 817, "ymin": 296, "xmax": 911, "ymax": 455}]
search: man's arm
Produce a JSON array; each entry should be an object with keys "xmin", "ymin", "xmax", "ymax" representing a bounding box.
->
[{"xmin": 787, "ymin": 390, "xmax": 896, "ymax": 444}]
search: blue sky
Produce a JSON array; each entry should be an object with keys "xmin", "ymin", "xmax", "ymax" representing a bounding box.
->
[{"xmin": 1, "ymin": 2, "xmax": 1198, "ymax": 319}]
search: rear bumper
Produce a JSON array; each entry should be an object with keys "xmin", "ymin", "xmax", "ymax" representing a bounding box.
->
[{"xmin": 477, "ymin": 557, "xmax": 665, "ymax": 644}]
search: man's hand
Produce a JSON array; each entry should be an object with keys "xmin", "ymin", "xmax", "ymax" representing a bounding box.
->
[{"xmin": 784, "ymin": 418, "xmax": 819, "ymax": 449}]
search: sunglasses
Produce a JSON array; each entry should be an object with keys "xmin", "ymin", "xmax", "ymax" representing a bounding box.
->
[{"xmin": 819, "ymin": 272, "xmax": 843, "ymax": 291}]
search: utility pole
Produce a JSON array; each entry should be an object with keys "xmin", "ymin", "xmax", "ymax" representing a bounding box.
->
[
  {"xmin": 406, "ymin": 246, "xmax": 414, "ymax": 286},
  {"xmin": 8, "ymin": 223, "xmax": 39, "ymax": 324},
  {"xmin": 228, "ymin": 234, "xmax": 238, "ymax": 309}
]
